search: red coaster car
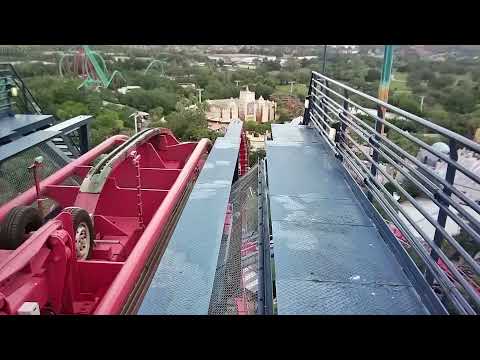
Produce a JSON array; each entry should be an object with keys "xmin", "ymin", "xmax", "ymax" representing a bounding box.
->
[{"xmin": 0, "ymin": 128, "xmax": 210, "ymax": 315}]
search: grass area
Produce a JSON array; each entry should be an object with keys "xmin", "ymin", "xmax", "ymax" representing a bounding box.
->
[
  {"xmin": 452, "ymin": 72, "xmax": 473, "ymax": 86},
  {"xmin": 391, "ymin": 72, "xmax": 410, "ymax": 92},
  {"xmin": 393, "ymin": 72, "xmax": 407, "ymax": 81},
  {"xmin": 274, "ymin": 83, "xmax": 308, "ymax": 97},
  {"xmin": 428, "ymin": 102, "xmax": 446, "ymax": 112}
]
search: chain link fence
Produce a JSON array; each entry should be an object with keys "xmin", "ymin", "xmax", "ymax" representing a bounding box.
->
[
  {"xmin": 209, "ymin": 164, "xmax": 260, "ymax": 315},
  {"xmin": 0, "ymin": 143, "xmax": 77, "ymax": 214}
]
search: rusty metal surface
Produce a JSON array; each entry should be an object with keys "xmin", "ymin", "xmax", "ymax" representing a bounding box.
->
[{"xmin": 267, "ymin": 124, "xmax": 429, "ymax": 315}]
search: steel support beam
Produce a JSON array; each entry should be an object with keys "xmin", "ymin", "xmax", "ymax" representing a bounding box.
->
[{"xmin": 79, "ymin": 124, "xmax": 90, "ymax": 154}]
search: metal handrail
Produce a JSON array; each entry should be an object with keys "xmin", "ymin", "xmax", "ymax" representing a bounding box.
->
[
  {"xmin": 0, "ymin": 74, "xmax": 14, "ymax": 115},
  {"xmin": 311, "ymin": 77, "xmax": 480, "ymax": 188},
  {"xmin": 0, "ymin": 63, "xmax": 90, "ymax": 159},
  {"xmin": 304, "ymin": 71, "xmax": 480, "ymax": 315},
  {"xmin": 0, "ymin": 63, "xmax": 43, "ymax": 114},
  {"xmin": 309, "ymin": 77, "xmax": 480, "ymax": 220},
  {"xmin": 311, "ymin": 71, "xmax": 480, "ymax": 153},
  {"xmin": 312, "ymin": 88, "xmax": 480, "ymax": 234}
]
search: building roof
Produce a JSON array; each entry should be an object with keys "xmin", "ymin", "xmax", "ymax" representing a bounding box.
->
[
  {"xmin": 207, "ymin": 98, "xmax": 238, "ymax": 109},
  {"xmin": 431, "ymin": 142, "xmax": 450, "ymax": 154},
  {"xmin": 117, "ymin": 86, "xmax": 142, "ymax": 94}
]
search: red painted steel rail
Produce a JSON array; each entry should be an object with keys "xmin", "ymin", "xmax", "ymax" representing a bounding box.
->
[
  {"xmin": 95, "ymin": 138, "xmax": 211, "ymax": 314},
  {"xmin": 0, "ymin": 132, "xmax": 211, "ymax": 315}
]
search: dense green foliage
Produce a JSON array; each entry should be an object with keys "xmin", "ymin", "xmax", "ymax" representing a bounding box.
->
[
  {"xmin": 9, "ymin": 45, "xmax": 480, "ymax": 306},
  {"xmin": 161, "ymin": 108, "xmax": 218, "ymax": 142},
  {"xmin": 10, "ymin": 45, "xmax": 480, "ymax": 156},
  {"xmin": 249, "ymin": 149, "xmax": 266, "ymax": 167},
  {"xmin": 244, "ymin": 121, "xmax": 271, "ymax": 135}
]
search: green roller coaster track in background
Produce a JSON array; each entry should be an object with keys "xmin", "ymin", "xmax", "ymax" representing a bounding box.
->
[
  {"xmin": 59, "ymin": 45, "xmax": 127, "ymax": 90},
  {"xmin": 144, "ymin": 59, "xmax": 167, "ymax": 76}
]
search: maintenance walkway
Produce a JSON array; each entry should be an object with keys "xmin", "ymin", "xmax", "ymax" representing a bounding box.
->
[{"xmin": 266, "ymin": 123, "xmax": 431, "ymax": 315}]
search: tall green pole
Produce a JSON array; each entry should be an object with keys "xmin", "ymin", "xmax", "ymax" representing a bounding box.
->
[
  {"xmin": 368, "ymin": 45, "xmax": 394, "ymax": 202},
  {"xmin": 376, "ymin": 45, "xmax": 394, "ymax": 134}
]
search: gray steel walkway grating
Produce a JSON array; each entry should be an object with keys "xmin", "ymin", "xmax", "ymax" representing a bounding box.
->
[
  {"xmin": 137, "ymin": 120, "xmax": 243, "ymax": 315},
  {"xmin": 267, "ymin": 124, "xmax": 429, "ymax": 315}
]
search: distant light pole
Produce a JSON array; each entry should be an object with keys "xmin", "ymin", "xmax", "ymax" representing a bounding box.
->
[
  {"xmin": 235, "ymin": 80, "xmax": 241, "ymax": 87},
  {"xmin": 288, "ymin": 81, "xmax": 296, "ymax": 94},
  {"xmin": 395, "ymin": 90, "xmax": 425, "ymax": 112},
  {"xmin": 130, "ymin": 111, "xmax": 150, "ymax": 134},
  {"xmin": 322, "ymin": 45, "xmax": 327, "ymax": 74},
  {"xmin": 197, "ymin": 88, "xmax": 204, "ymax": 103}
]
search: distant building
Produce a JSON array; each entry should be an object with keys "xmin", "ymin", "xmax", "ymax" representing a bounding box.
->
[
  {"xmin": 206, "ymin": 87, "xmax": 276, "ymax": 131},
  {"xmin": 474, "ymin": 128, "xmax": 480, "ymax": 143},
  {"xmin": 411, "ymin": 45, "xmax": 433, "ymax": 57},
  {"xmin": 399, "ymin": 198, "xmax": 470, "ymax": 241},
  {"xmin": 435, "ymin": 148, "xmax": 480, "ymax": 202},
  {"xmin": 237, "ymin": 64, "xmax": 256, "ymax": 70},
  {"xmin": 136, "ymin": 57, "xmax": 154, "ymax": 62},
  {"xmin": 296, "ymin": 56, "xmax": 318, "ymax": 61},
  {"xmin": 290, "ymin": 116, "xmax": 303, "ymax": 125},
  {"xmin": 10, "ymin": 60, "xmax": 56, "ymax": 66},
  {"xmin": 178, "ymin": 83, "xmax": 196, "ymax": 89},
  {"xmin": 350, "ymin": 107, "xmax": 407, "ymax": 121},
  {"xmin": 404, "ymin": 145, "xmax": 480, "ymax": 205},
  {"xmin": 102, "ymin": 101, "xmax": 125, "ymax": 109},
  {"xmin": 207, "ymin": 54, "xmax": 276, "ymax": 65},
  {"xmin": 42, "ymin": 51, "xmax": 65, "ymax": 55},
  {"xmin": 113, "ymin": 56, "xmax": 130, "ymax": 62},
  {"xmin": 417, "ymin": 142, "xmax": 450, "ymax": 167},
  {"xmin": 246, "ymin": 131, "xmax": 268, "ymax": 151},
  {"xmin": 429, "ymin": 53, "xmax": 448, "ymax": 62},
  {"xmin": 329, "ymin": 45, "xmax": 360, "ymax": 55},
  {"xmin": 117, "ymin": 86, "xmax": 141, "ymax": 95}
]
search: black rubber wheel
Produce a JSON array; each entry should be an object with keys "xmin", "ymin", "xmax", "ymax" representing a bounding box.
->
[
  {"xmin": 44, "ymin": 205, "xmax": 63, "ymax": 222},
  {"xmin": 0, "ymin": 206, "xmax": 43, "ymax": 250},
  {"xmin": 64, "ymin": 207, "xmax": 94, "ymax": 260}
]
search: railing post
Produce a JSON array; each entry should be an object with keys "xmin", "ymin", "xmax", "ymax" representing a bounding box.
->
[
  {"xmin": 257, "ymin": 160, "xmax": 273, "ymax": 314},
  {"xmin": 425, "ymin": 139, "xmax": 458, "ymax": 285},
  {"xmin": 5, "ymin": 78, "xmax": 15, "ymax": 117},
  {"xmin": 339, "ymin": 88, "xmax": 349, "ymax": 146},
  {"xmin": 302, "ymin": 75, "xmax": 313, "ymax": 126},
  {"xmin": 321, "ymin": 79, "xmax": 329, "ymax": 133},
  {"xmin": 22, "ymin": 86, "xmax": 29, "ymax": 113},
  {"xmin": 334, "ymin": 89, "xmax": 349, "ymax": 159},
  {"xmin": 368, "ymin": 111, "xmax": 384, "ymax": 202}
]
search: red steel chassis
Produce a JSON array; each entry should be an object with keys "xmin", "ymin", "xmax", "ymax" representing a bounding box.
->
[{"xmin": 0, "ymin": 129, "xmax": 211, "ymax": 315}]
